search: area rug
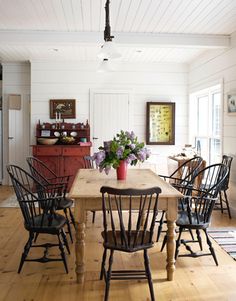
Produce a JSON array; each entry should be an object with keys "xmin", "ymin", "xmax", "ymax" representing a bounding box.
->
[
  {"xmin": 0, "ymin": 194, "xmax": 19, "ymax": 207},
  {"xmin": 208, "ymin": 228, "xmax": 236, "ymax": 261},
  {"xmin": 0, "ymin": 194, "xmax": 75, "ymax": 208}
]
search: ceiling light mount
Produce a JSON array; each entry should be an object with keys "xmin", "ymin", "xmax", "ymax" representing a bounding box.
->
[
  {"xmin": 98, "ymin": 0, "xmax": 121, "ymax": 60},
  {"xmin": 104, "ymin": 0, "xmax": 114, "ymax": 42}
]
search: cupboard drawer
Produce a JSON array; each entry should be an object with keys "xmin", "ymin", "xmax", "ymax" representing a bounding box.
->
[
  {"xmin": 33, "ymin": 146, "xmax": 62, "ymax": 156},
  {"xmin": 62, "ymin": 147, "xmax": 90, "ymax": 156}
]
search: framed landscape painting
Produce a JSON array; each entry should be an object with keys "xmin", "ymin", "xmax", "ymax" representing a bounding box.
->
[
  {"xmin": 50, "ymin": 99, "xmax": 76, "ymax": 119},
  {"xmin": 146, "ymin": 102, "xmax": 175, "ymax": 145}
]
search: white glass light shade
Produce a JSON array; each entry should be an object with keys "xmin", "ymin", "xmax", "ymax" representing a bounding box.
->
[
  {"xmin": 97, "ymin": 41, "xmax": 121, "ymax": 59},
  {"xmin": 97, "ymin": 59, "xmax": 111, "ymax": 73}
]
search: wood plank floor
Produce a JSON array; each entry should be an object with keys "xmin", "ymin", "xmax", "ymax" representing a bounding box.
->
[{"xmin": 0, "ymin": 186, "xmax": 236, "ymax": 301}]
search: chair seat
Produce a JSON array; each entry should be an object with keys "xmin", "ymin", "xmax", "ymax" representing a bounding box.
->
[
  {"xmin": 25, "ymin": 213, "xmax": 67, "ymax": 233},
  {"xmin": 57, "ymin": 197, "xmax": 73, "ymax": 210},
  {"xmin": 102, "ymin": 230, "xmax": 153, "ymax": 252},
  {"xmin": 176, "ymin": 211, "xmax": 209, "ymax": 229}
]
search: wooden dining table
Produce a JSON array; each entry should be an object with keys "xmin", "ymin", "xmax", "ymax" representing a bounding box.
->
[{"xmin": 69, "ymin": 168, "xmax": 183, "ymax": 284}]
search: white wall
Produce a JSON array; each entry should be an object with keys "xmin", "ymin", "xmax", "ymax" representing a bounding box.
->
[
  {"xmin": 189, "ymin": 32, "xmax": 236, "ymax": 216},
  {"xmin": 31, "ymin": 61, "xmax": 189, "ymax": 174},
  {"xmin": 2, "ymin": 62, "xmax": 30, "ymax": 184}
]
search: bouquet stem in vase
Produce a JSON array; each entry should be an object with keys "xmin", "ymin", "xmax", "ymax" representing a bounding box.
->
[{"xmin": 116, "ymin": 160, "xmax": 128, "ymax": 180}]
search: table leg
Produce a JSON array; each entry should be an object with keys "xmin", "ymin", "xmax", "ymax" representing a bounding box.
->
[
  {"xmin": 74, "ymin": 200, "xmax": 86, "ymax": 284},
  {"xmin": 75, "ymin": 221, "xmax": 85, "ymax": 283},
  {"xmin": 166, "ymin": 219, "xmax": 176, "ymax": 281}
]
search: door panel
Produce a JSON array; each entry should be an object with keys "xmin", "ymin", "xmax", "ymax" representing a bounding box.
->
[
  {"xmin": 8, "ymin": 94, "xmax": 30, "ymax": 172},
  {"xmin": 91, "ymin": 92, "xmax": 130, "ymax": 152}
]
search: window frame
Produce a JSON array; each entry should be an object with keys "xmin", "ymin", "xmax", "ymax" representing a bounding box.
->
[{"xmin": 189, "ymin": 84, "xmax": 223, "ymax": 165}]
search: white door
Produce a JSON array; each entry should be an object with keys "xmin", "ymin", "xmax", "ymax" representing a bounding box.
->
[
  {"xmin": 90, "ymin": 91, "xmax": 130, "ymax": 152},
  {"xmin": 8, "ymin": 94, "xmax": 30, "ymax": 171}
]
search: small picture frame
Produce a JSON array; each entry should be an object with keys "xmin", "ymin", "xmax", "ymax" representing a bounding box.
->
[
  {"xmin": 50, "ymin": 99, "xmax": 76, "ymax": 119},
  {"xmin": 41, "ymin": 130, "xmax": 51, "ymax": 137},
  {"xmin": 227, "ymin": 94, "xmax": 236, "ymax": 115},
  {"xmin": 146, "ymin": 102, "xmax": 175, "ymax": 145}
]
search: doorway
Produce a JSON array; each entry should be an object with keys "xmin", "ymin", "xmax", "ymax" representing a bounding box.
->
[{"xmin": 90, "ymin": 90, "xmax": 131, "ymax": 152}]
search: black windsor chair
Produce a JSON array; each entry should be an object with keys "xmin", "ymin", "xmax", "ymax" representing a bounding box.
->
[
  {"xmin": 26, "ymin": 156, "xmax": 75, "ymax": 242},
  {"xmin": 156, "ymin": 156, "xmax": 203, "ymax": 242},
  {"xmin": 100, "ymin": 186, "xmax": 161, "ymax": 301},
  {"xmin": 83, "ymin": 155, "xmax": 95, "ymax": 169},
  {"xmin": 7, "ymin": 165, "xmax": 70, "ymax": 273},
  {"xmin": 214, "ymin": 155, "xmax": 233, "ymax": 218},
  {"xmin": 161, "ymin": 163, "xmax": 229, "ymax": 265}
]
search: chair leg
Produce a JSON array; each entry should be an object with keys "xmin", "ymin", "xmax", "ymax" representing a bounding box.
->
[
  {"xmin": 61, "ymin": 228, "xmax": 70, "ymax": 254},
  {"xmin": 223, "ymin": 190, "xmax": 231, "ymax": 219},
  {"xmin": 64, "ymin": 208, "xmax": 73, "ymax": 243},
  {"xmin": 57, "ymin": 233, "xmax": 69, "ymax": 273},
  {"xmin": 160, "ymin": 234, "xmax": 167, "ymax": 252},
  {"xmin": 175, "ymin": 227, "xmax": 183, "ymax": 260},
  {"xmin": 196, "ymin": 229, "xmax": 203, "ymax": 251},
  {"xmin": 34, "ymin": 233, "xmax": 39, "ymax": 243},
  {"xmin": 156, "ymin": 211, "xmax": 165, "ymax": 242},
  {"xmin": 144, "ymin": 249, "xmax": 155, "ymax": 301},
  {"xmin": 189, "ymin": 229, "xmax": 194, "ymax": 240},
  {"xmin": 104, "ymin": 250, "xmax": 114, "ymax": 301},
  {"xmin": 69, "ymin": 207, "xmax": 76, "ymax": 229},
  {"xmin": 219, "ymin": 191, "xmax": 224, "ymax": 213},
  {"xmin": 203, "ymin": 229, "xmax": 218, "ymax": 266},
  {"xmin": 100, "ymin": 248, "xmax": 107, "ymax": 280},
  {"xmin": 18, "ymin": 232, "xmax": 34, "ymax": 273},
  {"xmin": 92, "ymin": 211, "xmax": 96, "ymax": 223}
]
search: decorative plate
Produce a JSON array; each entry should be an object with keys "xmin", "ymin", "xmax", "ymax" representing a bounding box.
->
[
  {"xmin": 54, "ymin": 131, "xmax": 60, "ymax": 137},
  {"xmin": 70, "ymin": 131, "xmax": 78, "ymax": 137}
]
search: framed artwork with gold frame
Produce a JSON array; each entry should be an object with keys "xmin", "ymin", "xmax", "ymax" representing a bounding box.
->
[
  {"xmin": 50, "ymin": 99, "xmax": 76, "ymax": 119},
  {"xmin": 146, "ymin": 102, "xmax": 175, "ymax": 145}
]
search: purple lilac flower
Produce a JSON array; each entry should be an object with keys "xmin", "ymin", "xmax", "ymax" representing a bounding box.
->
[
  {"xmin": 126, "ymin": 153, "xmax": 137, "ymax": 164},
  {"xmin": 93, "ymin": 150, "xmax": 106, "ymax": 167},
  {"xmin": 137, "ymin": 149, "xmax": 147, "ymax": 162},
  {"xmin": 125, "ymin": 131, "xmax": 136, "ymax": 141},
  {"xmin": 137, "ymin": 148, "xmax": 151, "ymax": 162},
  {"xmin": 116, "ymin": 146, "xmax": 124, "ymax": 159},
  {"xmin": 130, "ymin": 131, "xmax": 136, "ymax": 140},
  {"xmin": 130, "ymin": 143, "xmax": 136, "ymax": 150}
]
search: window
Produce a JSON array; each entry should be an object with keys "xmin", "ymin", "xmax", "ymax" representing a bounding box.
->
[{"xmin": 189, "ymin": 85, "xmax": 222, "ymax": 165}]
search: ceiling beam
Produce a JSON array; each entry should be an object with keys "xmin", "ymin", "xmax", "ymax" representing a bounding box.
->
[{"xmin": 0, "ymin": 30, "xmax": 230, "ymax": 49}]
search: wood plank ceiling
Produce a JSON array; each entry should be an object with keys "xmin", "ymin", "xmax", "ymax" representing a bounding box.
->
[{"xmin": 0, "ymin": 0, "xmax": 235, "ymax": 63}]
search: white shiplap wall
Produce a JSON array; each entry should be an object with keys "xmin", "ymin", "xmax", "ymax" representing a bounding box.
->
[
  {"xmin": 31, "ymin": 61, "xmax": 189, "ymax": 174},
  {"xmin": 189, "ymin": 33, "xmax": 236, "ymax": 216}
]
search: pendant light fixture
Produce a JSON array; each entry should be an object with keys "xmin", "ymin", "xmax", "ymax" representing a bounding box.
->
[
  {"xmin": 97, "ymin": 0, "xmax": 121, "ymax": 60},
  {"xmin": 97, "ymin": 58, "xmax": 111, "ymax": 73}
]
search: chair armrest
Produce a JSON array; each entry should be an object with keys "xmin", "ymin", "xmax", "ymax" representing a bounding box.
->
[{"xmin": 37, "ymin": 183, "xmax": 67, "ymax": 198}]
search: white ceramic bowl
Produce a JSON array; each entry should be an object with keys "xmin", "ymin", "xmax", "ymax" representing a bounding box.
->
[{"xmin": 37, "ymin": 138, "xmax": 58, "ymax": 145}]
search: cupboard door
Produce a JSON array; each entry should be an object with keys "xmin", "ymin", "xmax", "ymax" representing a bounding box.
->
[
  {"xmin": 63, "ymin": 157, "xmax": 84, "ymax": 189},
  {"xmin": 36, "ymin": 156, "xmax": 61, "ymax": 176}
]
